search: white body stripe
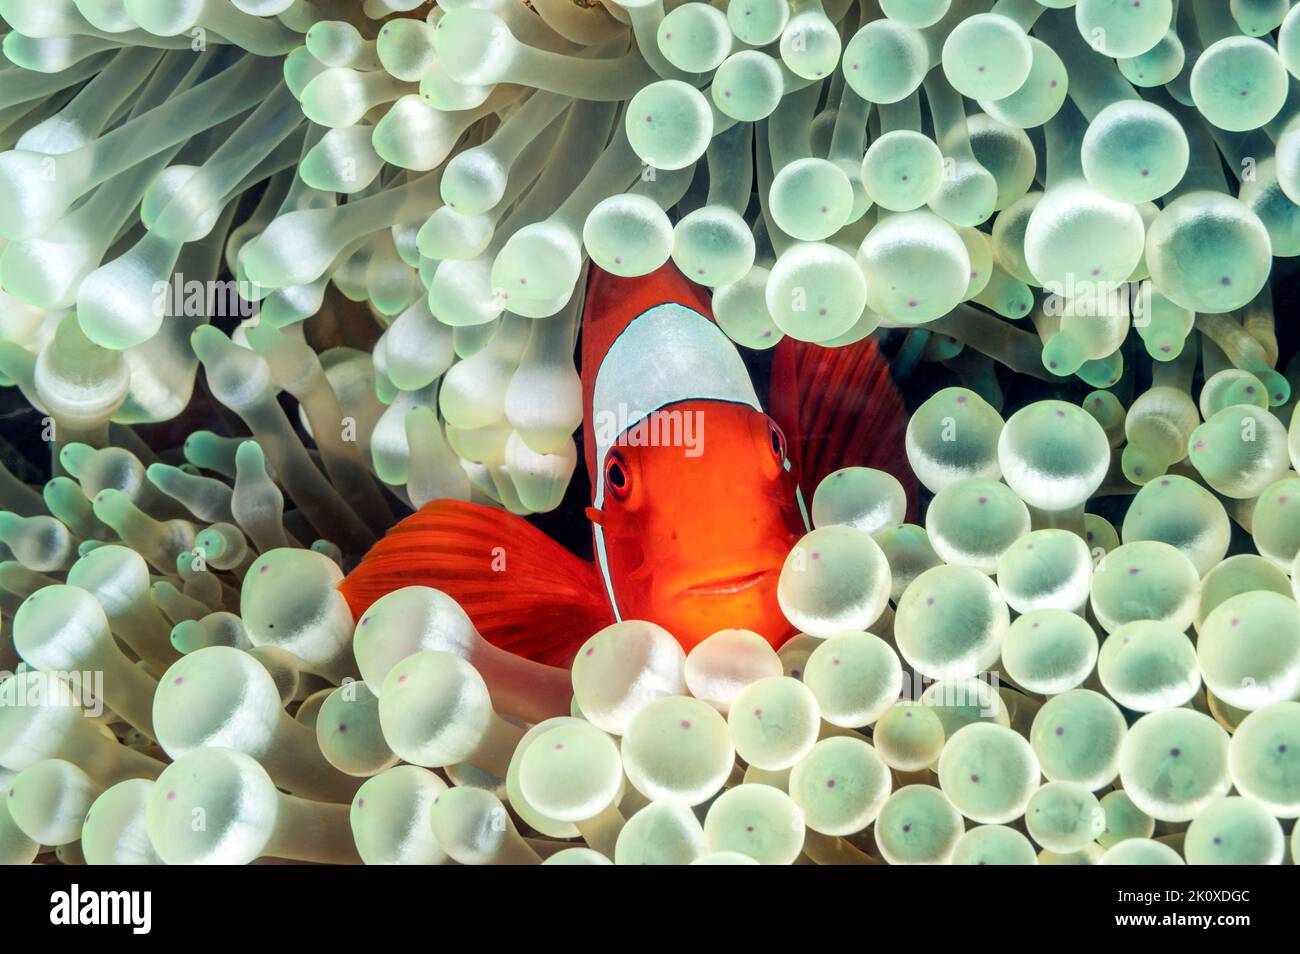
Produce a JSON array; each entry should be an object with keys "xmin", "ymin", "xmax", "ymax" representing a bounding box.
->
[{"xmin": 592, "ymin": 527, "xmax": 622, "ymax": 623}]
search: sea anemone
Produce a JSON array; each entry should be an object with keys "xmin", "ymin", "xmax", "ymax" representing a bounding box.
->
[{"xmin": 1, "ymin": 0, "xmax": 1300, "ymax": 867}]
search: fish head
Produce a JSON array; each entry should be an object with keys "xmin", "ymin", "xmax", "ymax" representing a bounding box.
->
[{"xmin": 589, "ymin": 399, "xmax": 805, "ymax": 652}]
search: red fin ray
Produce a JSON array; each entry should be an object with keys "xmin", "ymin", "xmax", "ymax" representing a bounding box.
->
[
  {"xmin": 769, "ymin": 335, "xmax": 917, "ymax": 520},
  {"xmin": 339, "ymin": 500, "xmax": 613, "ymax": 667}
]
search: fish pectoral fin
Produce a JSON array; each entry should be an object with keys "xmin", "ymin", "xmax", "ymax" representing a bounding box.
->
[
  {"xmin": 769, "ymin": 333, "xmax": 917, "ymax": 520},
  {"xmin": 339, "ymin": 499, "xmax": 614, "ymax": 667}
]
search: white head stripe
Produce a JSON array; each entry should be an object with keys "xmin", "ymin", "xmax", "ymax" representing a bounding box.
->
[{"xmin": 591, "ymin": 302, "xmax": 760, "ymax": 509}]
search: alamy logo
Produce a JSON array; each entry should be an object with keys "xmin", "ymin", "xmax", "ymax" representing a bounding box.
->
[
  {"xmin": 594, "ymin": 403, "xmax": 705, "ymax": 458},
  {"xmin": 49, "ymin": 885, "xmax": 151, "ymax": 934},
  {"xmin": 0, "ymin": 665, "xmax": 104, "ymax": 719},
  {"xmin": 151, "ymin": 273, "xmax": 260, "ymax": 319},
  {"xmin": 1040, "ymin": 277, "xmax": 1153, "ymax": 326}
]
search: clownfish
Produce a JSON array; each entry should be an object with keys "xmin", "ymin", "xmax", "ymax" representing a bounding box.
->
[{"xmin": 339, "ymin": 263, "xmax": 913, "ymax": 665}]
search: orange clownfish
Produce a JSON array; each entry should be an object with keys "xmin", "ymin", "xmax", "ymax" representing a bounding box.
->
[{"xmin": 339, "ymin": 263, "xmax": 913, "ymax": 666}]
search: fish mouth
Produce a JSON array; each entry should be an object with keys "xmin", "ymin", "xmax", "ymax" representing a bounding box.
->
[{"xmin": 679, "ymin": 567, "xmax": 778, "ymax": 599}]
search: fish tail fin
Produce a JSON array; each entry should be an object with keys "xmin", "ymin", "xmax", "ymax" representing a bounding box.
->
[
  {"xmin": 339, "ymin": 500, "xmax": 614, "ymax": 667},
  {"xmin": 769, "ymin": 334, "xmax": 918, "ymax": 520}
]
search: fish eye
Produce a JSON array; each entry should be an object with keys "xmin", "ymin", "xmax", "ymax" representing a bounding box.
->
[
  {"xmin": 768, "ymin": 420, "xmax": 786, "ymax": 461},
  {"xmin": 605, "ymin": 453, "xmax": 630, "ymax": 498}
]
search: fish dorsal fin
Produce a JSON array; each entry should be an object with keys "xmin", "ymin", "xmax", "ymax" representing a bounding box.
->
[
  {"xmin": 338, "ymin": 500, "xmax": 614, "ymax": 667},
  {"xmin": 769, "ymin": 335, "xmax": 917, "ymax": 519}
]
